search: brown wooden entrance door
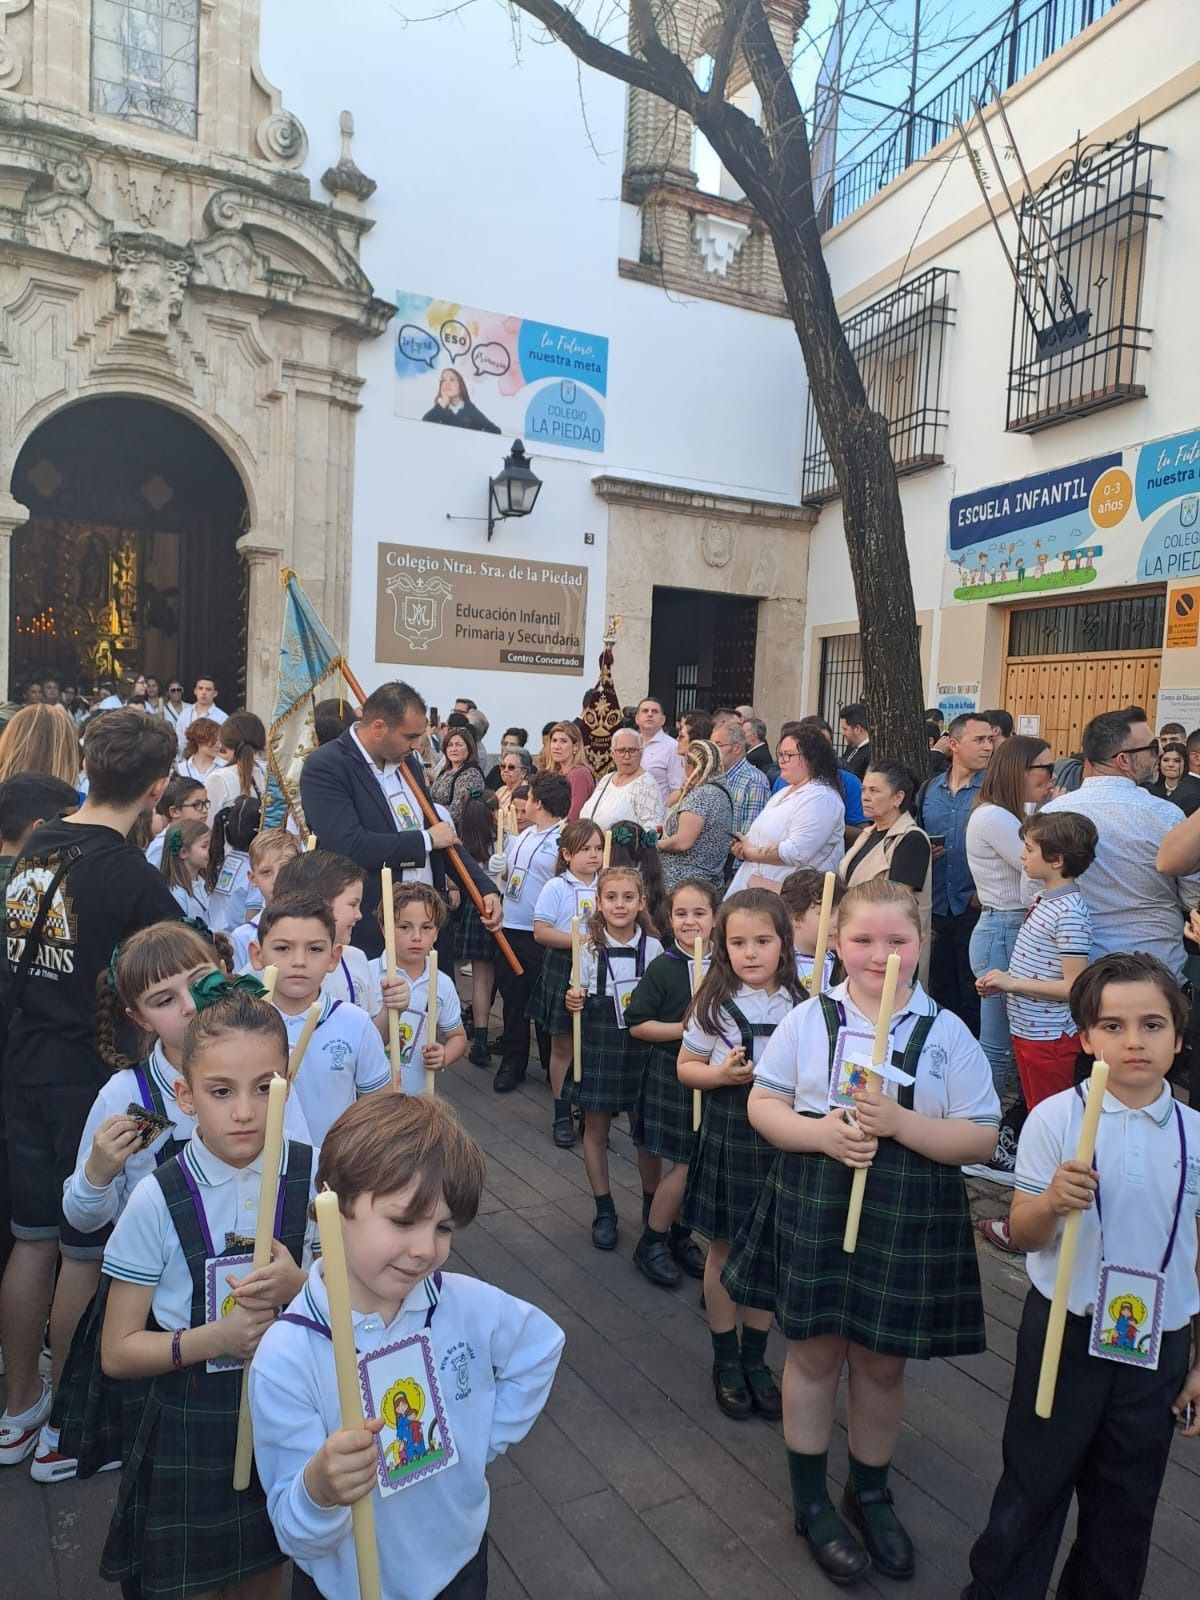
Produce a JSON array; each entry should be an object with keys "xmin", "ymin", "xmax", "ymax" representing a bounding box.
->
[{"xmin": 1002, "ymin": 590, "xmax": 1165, "ymax": 757}]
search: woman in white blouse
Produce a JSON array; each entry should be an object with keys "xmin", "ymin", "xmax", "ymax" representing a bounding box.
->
[
  {"xmin": 205, "ymin": 711, "xmax": 268, "ymax": 815},
  {"xmin": 965, "ymin": 734, "xmax": 1054, "ymax": 1100},
  {"xmin": 581, "ymin": 728, "xmax": 665, "ymax": 833},
  {"xmin": 726, "ymin": 723, "xmax": 845, "ymax": 894}
]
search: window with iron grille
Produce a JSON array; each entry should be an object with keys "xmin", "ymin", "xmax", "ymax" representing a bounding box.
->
[
  {"xmin": 818, "ymin": 633, "xmax": 864, "ymax": 729},
  {"xmin": 1007, "ymin": 126, "xmax": 1163, "ymax": 433},
  {"xmin": 802, "ymin": 268, "xmax": 956, "ymax": 507},
  {"xmin": 1007, "ymin": 592, "xmax": 1165, "ymax": 656}
]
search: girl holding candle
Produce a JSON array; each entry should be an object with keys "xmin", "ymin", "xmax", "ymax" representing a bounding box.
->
[
  {"xmin": 564, "ymin": 866, "xmax": 663, "ymax": 1250},
  {"xmin": 371, "ymin": 881, "xmax": 467, "ymax": 1096},
  {"xmin": 527, "ymin": 819, "xmax": 605, "ymax": 1148},
  {"xmin": 97, "ymin": 986, "xmax": 319, "ymax": 1600},
  {"xmin": 965, "ymin": 952, "xmax": 1200, "ymax": 1600},
  {"xmin": 677, "ymin": 889, "xmax": 805, "ymax": 1423},
  {"xmin": 249, "ymin": 1094, "xmax": 564, "ymax": 1600},
  {"xmin": 723, "ymin": 879, "xmax": 997, "ymax": 1585},
  {"xmin": 626, "ymin": 878, "xmax": 720, "ymax": 1289}
]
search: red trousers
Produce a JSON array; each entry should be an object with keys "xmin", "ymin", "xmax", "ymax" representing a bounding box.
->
[{"xmin": 1012, "ymin": 1032, "xmax": 1079, "ymax": 1107}]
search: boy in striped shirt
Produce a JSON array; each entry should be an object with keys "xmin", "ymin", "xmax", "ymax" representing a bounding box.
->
[{"xmin": 975, "ymin": 809, "xmax": 1098, "ymax": 1107}]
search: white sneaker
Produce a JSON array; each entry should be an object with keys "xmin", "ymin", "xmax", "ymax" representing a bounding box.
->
[
  {"xmin": 0, "ymin": 1381, "xmax": 52, "ymax": 1466},
  {"xmin": 963, "ymin": 1122, "xmax": 1018, "ymax": 1187},
  {"xmin": 29, "ymin": 1426, "xmax": 77, "ymax": 1484}
]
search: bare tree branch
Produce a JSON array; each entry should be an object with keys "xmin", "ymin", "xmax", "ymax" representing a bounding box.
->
[{"xmin": 705, "ymin": 0, "xmax": 751, "ymax": 111}]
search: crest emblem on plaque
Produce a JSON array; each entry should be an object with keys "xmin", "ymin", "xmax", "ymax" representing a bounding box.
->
[{"xmin": 385, "ymin": 574, "xmax": 453, "ymax": 651}]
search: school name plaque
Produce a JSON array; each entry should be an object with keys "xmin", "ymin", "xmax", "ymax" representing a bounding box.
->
[{"xmin": 375, "ymin": 542, "xmax": 587, "ymax": 675}]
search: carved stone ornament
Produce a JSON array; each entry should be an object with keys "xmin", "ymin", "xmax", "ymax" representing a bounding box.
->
[
  {"xmin": 321, "ymin": 111, "xmax": 377, "ymax": 204},
  {"xmin": 702, "ymin": 520, "xmax": 733, "ymax": 568},
  {"xmin": 256, "ymin": 110, "xmax": 309, "ymax": 169},
  {"xmin": 111, "ymin": 237, "xmax": 194, "ymax": 336}
]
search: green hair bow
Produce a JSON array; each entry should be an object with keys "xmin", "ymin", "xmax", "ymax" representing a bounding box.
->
[
  {"xmin": 188, "ymin": 971, "xmax": 268, "ymax": 1011},
  {"xmin": 609, "ymin": 821, "xmax": 659, "ymax": 851}
]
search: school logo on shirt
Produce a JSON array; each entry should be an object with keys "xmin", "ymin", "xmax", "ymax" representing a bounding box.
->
[
  {"xmin": 925, "ymin": 1042, "xmax": 947, "ymax": 1080},
  {"xmin": 439, "ymin": 1339, "xmax": 476, "ymax": 1400},
  {"xmin": 321, "ymin": 1038, "xmax": 352, "ymax": 1073},
  {"xmin": 1184, "ymin": 1155, "xmax": 1200, "ymax": 1197}
]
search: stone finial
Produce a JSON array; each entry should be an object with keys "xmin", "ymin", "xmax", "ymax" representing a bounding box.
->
[{"xmin": 321, "ymin": 111, "xmax": 377, "ymax": 204}]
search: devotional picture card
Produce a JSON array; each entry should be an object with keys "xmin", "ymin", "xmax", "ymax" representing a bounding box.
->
[{"xmin": 358, "ymin": 1330, "xmax": 457, "ymax": 1496}]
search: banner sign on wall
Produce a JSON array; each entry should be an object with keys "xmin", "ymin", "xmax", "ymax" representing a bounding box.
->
[
  {"xmin": 944, "ymin": 425, "xmax": 1200, "ymax": 605},
  {"xmin": 936, "ymin": 682, "xmax": 979, "ymax": 720},
  {"xmin": 375, "ymin": 544, "xmax": 587, "ymax": 676},
  {"xmin": 393, "ymin": 292, "xmax": 608, "ymax": 456}
]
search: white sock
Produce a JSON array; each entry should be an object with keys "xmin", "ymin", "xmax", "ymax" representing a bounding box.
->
[
  {"xmin": 4, "ymin": 1381, "xmax": 49, "ymax": 1427},
  {"xmin": 39, "ymin": 1424, "xmax": 60, "ymax": 1451}
]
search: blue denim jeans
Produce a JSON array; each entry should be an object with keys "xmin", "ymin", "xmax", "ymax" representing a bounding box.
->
[{"xmin": 970, "ymin": 906, "xmax": 1026, "ymax": 1097}]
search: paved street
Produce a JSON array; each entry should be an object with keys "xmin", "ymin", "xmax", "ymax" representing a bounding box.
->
[{"xmin": 3, "ymin": 1055, "xmax": 1198, "ymax": 1599}]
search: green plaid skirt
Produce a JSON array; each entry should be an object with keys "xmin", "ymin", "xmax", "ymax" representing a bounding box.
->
[
  {"xmin": 631, "ymin": 1043, "xmax": 695, "ymax": 1164},
  {"xmin": 51, "ymin": 1274, "xmax": 148, "ymax": 1478},
  {"xmin": 682, "ymin": 1083, "xmax": 775, "ymax": 1242},
  {"xmin": 722, "ymin": 1143, "xmax": 986, "ymax": 1359},
  {"xmin": 570, "ymin": 993, "xmax": 647, "ymax": 1112},
  {"xmin": 100, "ymin": 1364, "xmax": 283, "ymax": 1598},
  {"xmin": 526, "ymin": 946, "xmax": 574, "ymax": 1036},
  {"xmin": 454, "ymin": 900, "xmax": 498, "ymax": 963}
]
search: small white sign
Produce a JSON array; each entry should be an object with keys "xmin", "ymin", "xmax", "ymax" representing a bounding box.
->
[
  {"xmin": 1016, "ymin": 714, "xmax": 1041, "ymax": 737},
  {"xmin": 1156, "ymin": 689, "xmax": 1200, "ymax": 734}
]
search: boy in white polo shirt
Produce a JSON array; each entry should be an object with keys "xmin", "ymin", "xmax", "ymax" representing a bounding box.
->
[
  {"xmin": 964, "ymin": 952, "xmax": 1200, "ymax": 1600},
  {"xmin": 250, "ymin": 890, "xmax": 391, "ymax": 1144}
]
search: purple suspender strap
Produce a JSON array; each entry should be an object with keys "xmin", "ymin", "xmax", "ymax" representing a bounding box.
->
[
  {"xmin": 133, "ymin": 1065, "xmax": 155, "ymax": 1113},
  {"xmin": 177, "ymin": 1153, "xmax": 288, "ymax": 1257}
]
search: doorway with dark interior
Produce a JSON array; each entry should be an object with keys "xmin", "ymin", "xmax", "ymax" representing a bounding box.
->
[
  {"xmin": 648, "ymin": 587, "xmax": 759, "ymax": 725},
  {"xmin": 9, "ymin": 397, "xmax": 249, "ymax": 702}
]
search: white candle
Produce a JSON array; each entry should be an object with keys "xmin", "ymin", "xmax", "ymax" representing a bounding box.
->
[
  {"xmin": 379, "ymin": 866, "xmax": 402, "ymax": 1092},
  {"xmin": 843, "ymin": 952, "xmax": 900, "ymax": 1254},
  {"xmin": 425, "ymin": 950, "xmax": 438, "ymax": 1096},
  {"xmin": 232, "ymin": 1075, "xmax": 287, "ymax": 1490}
]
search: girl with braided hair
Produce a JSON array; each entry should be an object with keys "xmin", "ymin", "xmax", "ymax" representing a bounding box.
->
[{"xmin": 656, "ymin": 739, "xmax": 735, "ymax": 897}]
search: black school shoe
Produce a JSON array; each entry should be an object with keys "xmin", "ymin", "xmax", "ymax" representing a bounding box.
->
[
  {"xmin": 633, "ymin": 1237, "xmax": 681, "ymax": 1288},
  {"xmin": 840, "ymin": 1486, "xmax": 915, "ymax": 1581},
  {"xmin": 742, "ymin": 1364, "xmax": 783, "ymax": 1420},
  {"xmin": 591, "ymin": 1212, "xmax": 618, "ymax": 1250},
  {"xmin": 711, "ymin": 1364, "xmax": 753, "ymax": 1420},
  {"xmin": 468, "ymin": 1035, "xmax": 491, "ymax": 1068},
  {"xmin": 552, "ymin": 1115, "xmax": 576, "ymax": 1148},
  {"xmin": 493, "ymin": 1063, "xmax": 526, "ymax": 1093},
  {"xmin": 669, "ymin": 1233, "xmax": 706, "ymax": 1279},
  {"xmin": 795, "ymin": 1500, "xmax": 870, "ymax": 1586}
]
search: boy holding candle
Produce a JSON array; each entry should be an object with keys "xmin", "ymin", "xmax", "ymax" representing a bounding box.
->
[
  {"xmin": 779, "ymin": 868, "xmax": 843, "ymax": 991},
  {"xmin": 250, "ymin": 891, "xmax": 392, "ymax": 1144},
  {"xmin": 249, "ymin": 1094, "xmax": 564, "ymax": 1600},
  {"xmin": 371, "ymin": 882, "xmax": 467, "ymax": 1096},
  {"xmin": 963, "ymin": 952, "xmax": 1200, "ymax": 1600}
]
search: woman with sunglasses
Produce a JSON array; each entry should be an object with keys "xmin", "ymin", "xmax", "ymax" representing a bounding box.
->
[
  {"xmin": 963, "ymin": 735, "xmax": 1054, "ymax": 1205},
  {"xmin": 160, "ymin": 679, "xmax": 189, "ymax": 742},
  {"xmin": 494, "ymin": 747, "xmax": 534, "ymax": 840}
]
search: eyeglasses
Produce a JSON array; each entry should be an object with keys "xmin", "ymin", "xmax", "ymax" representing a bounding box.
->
[
  {"xmin": 180, "ymin": 799, "xmax": 210, "ymax": 812},
  {"xmin": 1118, "ymin": 740, "xmax": 1160, "ymax": 758},
  {"xmin": 1026, "ymin": 762, "xmax": 1055, "ymax": 774}
]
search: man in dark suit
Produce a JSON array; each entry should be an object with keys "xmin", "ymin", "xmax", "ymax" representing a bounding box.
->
[
  {"xmin": 838, "ymin": 702, "xmax": 871, "ymax": 781},
  {"xmin": 299, "ymin": 679, "xmax": 501, "ymax": 958}
]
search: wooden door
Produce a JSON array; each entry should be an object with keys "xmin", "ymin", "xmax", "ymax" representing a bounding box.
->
[{"xmin": 1002, "ymin": 651, "xmax": 1160, "ymax": 757}]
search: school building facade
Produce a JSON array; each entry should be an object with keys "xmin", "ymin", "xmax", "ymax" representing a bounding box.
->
[{"xmin": 803, "ymin": 0, "xmax": 1200, "ymax": 753}]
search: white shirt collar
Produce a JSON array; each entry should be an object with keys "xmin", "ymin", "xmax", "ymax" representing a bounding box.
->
[
  {"xmin": 306, "ymin": 1256, "xmax": 439, "ymax": 1336},
  {"xmin": 1097, "ymin": 1080, "xmax": 1176, "ymax": 1127},
  {"xmin": 350, "ymin": 721, "xmax": 401, "ymax": 778},
  {"xmin": 827, "ymin": 977, "xmax": 935, "ymax": 1023},
  {"xmin": 182, "ymin": 1130, "xmax": 288, "ymax": 1187},
  {"xmin": 148, "ymin": 1041, "xmax": 180, "ymax": 1100}
]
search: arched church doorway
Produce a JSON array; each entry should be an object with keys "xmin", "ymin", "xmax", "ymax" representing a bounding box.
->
[{"xmin": 9, "ymin": 398, "xmax": 249, "ymax": 703}]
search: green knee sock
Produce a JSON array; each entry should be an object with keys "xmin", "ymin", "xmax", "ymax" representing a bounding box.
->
[
  {"xmin": 641, "ymin": 1190, "xmax": 655, "ymax": 1223},
  {"xmin": 711, "ymin": 1328, "xmax": 741, "ymax": 1374},
  {"xmin": 848, "ymin": 1454, "xmax": 901, "ymax": 1533},
  {"xmin": 739, "ymin": 1324, "xmax": 770, "ymax": 1373},
  {"xmin": 786, "ymin": 1449, "xmax": 845, "ymax": 1543}
]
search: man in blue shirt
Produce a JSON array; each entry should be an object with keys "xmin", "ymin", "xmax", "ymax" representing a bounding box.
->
[{"xmin": 918, "ymin": 712, "xmax": 994, "ymax": 1034}]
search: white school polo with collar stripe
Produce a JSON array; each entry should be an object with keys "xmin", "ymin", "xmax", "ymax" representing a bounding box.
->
[
  {"xmin": 366, "ymin": 961, "xmax": 463, "ymax": 1096},
  {"xmin": 753, "ymin": 981, "xmax": 1000, "ymax": 1126},
  {"xmin": 532, "ymin": 870, "xmax": 599, "ymax": 933},
  {"xmin": 275, "ymin": 995, "xmax": 391, "ymax": 1145},
  {"xmin": 500, "ymin": 824, "xmax": 561, "ymax": 932},
  {"xmin": 322, "ymin": 945, "xmax": 382, "ymax": 1018},
  {"xmin": 103, "ymin": 1135, "xmax": 319, "ymax": 1331},
  {"xmin": 63, "ymin": 1042, "xmax": 315, "ymax": 1236},
  {"xmin": 1016, "ymin": 1082, "xmax": 1200, "ymax": 1328},
  {"xmin": 682, "ymin": 985, "xmax": 798, "ymax": 1062},
  {"xmin": 249, "ymin": 1261, "xmax": 564, "ymax": 1600},
  {"xmin": 576, "ymin": 929, "xmax": 665, "ymax": 994}
]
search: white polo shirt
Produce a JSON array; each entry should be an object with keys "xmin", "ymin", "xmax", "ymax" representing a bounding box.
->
[
  {"xmin": 64, "ymin": 1042, "xmax": 313, "ymax": 1236},
  {"xmin": 682, "ymin": 985, "xmax": 796, "ymax": 1063},
  {"xmin": 103, "ymin": 1135, "xmax": 319, "ymax": 1331},
  {"xmin": 577, "ymin": 929, "xmax": 664, "ymax": 995},
  {"xmin": 350, "ymin": 725, "xmax": 435, "ymax": 888},
  {"xmin": 323, "ymin": 945, "xmax": 382, "ymax": 1018},
  {"xmin": 499, "ymin": 824, "xmax": 561, "ymax": 933},
  {"xmin": 367, "ymin": 962, "xmax": 463, "ymax": 1096},
  {"xmin": 1016, "ymin": 1082, "xmax": 1200, "ymax": 1329},
  {"xmin": 754, "ymin": 981, "xmax": 1000, "ymax": 1126},
  {"xmin": 640, "ymin": 727, "xmax": 685, "ymax": 804},
  {"xmin": 532, "ymin": 870, "xmax": 599, "ymax": 934},
  {"xmin": 249, "ymin": 1263, "xmax": 564, "ymax": 1600},
  {"xmin": 275, "ymin": 995, "xmax": 391, "ymax": 1145}
]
